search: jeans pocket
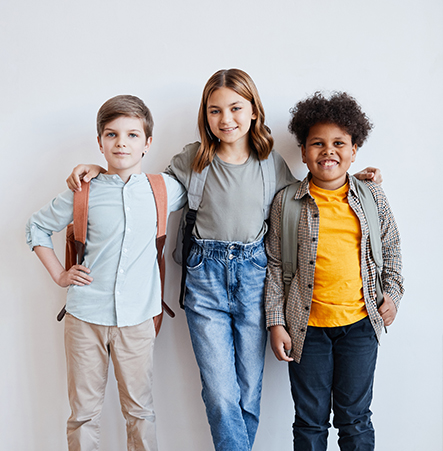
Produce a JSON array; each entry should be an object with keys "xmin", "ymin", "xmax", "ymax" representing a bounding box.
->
[
  {"xmin": 250, "ymin": 251, "xmax": 268, "ymax": 271},
  {"xmin": 186, "ymin": 250, "xmax": 205, "ymax": 271}
]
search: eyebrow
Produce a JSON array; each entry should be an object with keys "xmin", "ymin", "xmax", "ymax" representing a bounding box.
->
[
  {"xmin": 308, "ymin": 135, "xmax": 347, "ymax": 141},
  {"xmin": 207, "ymin": 100, "xmax": 243, "ymax": 109},
  {"xmin": 103, "ymin": 127, "xmax": 142, "ymax": 133}
]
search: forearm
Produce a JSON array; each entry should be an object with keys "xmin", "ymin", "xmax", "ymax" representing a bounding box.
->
[
  {"xmin": 34, "ymin": 246, "xmax": 65, "ymax": 286},
  {"xmin": 34, "ymin": 246, "xmax": 93, "ymax": 288}
]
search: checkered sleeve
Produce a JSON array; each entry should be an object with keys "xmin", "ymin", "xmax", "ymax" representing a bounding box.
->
[
  {"xmin": 264, "ymin": 190, "xmax": 287, "ymax": 328},
  {"xmin": 367, "ymin": 182, "xmax": 405, "ymax": 309}
]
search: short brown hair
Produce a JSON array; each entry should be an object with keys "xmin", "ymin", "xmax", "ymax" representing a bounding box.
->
[
  {"xmin": 192, "ymin": 69, "xmax": 273, "ymax": 173},
  {"xmin": 97, "ymin": 95, "xmax": 154, "ymax": 139}
]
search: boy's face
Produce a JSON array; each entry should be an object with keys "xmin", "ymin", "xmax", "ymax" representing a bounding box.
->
[
  {"xmin": 301, "ymin": 122, "xmax": 357, "ymax": 190},
  {"xmin": 97, "ymin": 116, "xmax": 151, "ymax": 182}
]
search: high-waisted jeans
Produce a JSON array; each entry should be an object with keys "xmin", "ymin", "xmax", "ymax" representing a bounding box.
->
[{"xmin": 184, "ymin": 238, "xmax": 268, "ymax": 451}]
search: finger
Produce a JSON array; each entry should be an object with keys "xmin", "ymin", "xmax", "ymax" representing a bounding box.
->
[
  {"xmin": 279, "ymin": 344, "xmax": 294, "ymax": 362},
  {"xmin": 73, "ymin": 265, "xmax": 91, "ymax": 274},
  {"xmin": 71, "ymin": 274, "xmax": 92, "ymax": 285},
  {"xmin": 383, "ymin": 311, "xmax": 396, "ymax": 326},
  {"xmin": 275, "ymin": 349, "xmax": 293, "ymax": 362},
  {"xmin": 66, "ymin": 175, "xmax": 81, "ymax": 192},
  {"xmin": 70, "ymin": 268, "xmax": 93, "ymax": 282}
]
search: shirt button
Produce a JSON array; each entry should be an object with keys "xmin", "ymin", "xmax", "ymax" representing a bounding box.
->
[
  {"xmin": 305, "ymin": 306, "xmax": 309, "ymax": 311},
  {"xmin": 314, "ymin": 213, "xmax": 319, "ymax": 218},
  {"xmin": 312, "ymin": 237, "xmax": 316, "ymax": 242},
  {"xmin": 308, "ymin": 284, "xmax": 312, "ymax": 289},
  {"xmin": 300, "ymin": 328, "xmax": 306, "ymax": 333},
  {"xmin": 123, "ymin": 248, "xmax": 128, "ymax": 253},
  {"xmin": 119, "ymin": 269, "xmax": 124, "ymax": 274},
  {"xmin": 126, "ymin": 207, "xmax": 130, "ymax": 211},
  {"xmin": 229, "ymin": 245, "xmax": 235, "ymax": 250},
  {"xmin": 127, "ymin": 228, "xmax": 131, "ymax": 233},
  {"xmin": 309, "ymin": 260, "xmax": 314, "ymax": 265},
  {"xmin": 229, "ymin": 254, "xmax": 234, "ymax": 260},
  {"xmin": 116, "ymin": 291, "xmax": 120, "ymax": 295}
]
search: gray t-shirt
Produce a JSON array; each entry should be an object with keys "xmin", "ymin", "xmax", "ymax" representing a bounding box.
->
[{"xmin": 165, "ymin": 142, "xmax": 296, "ymax": 243}]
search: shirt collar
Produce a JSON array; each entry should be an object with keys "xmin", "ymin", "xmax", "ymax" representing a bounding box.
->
[
  {"xmin": 97, "ymin": 173, "xmax": 146, "ymax": 185},
  {"xmin": 296, "ymin": 172, "xmax": 357, "ymax": 200}
]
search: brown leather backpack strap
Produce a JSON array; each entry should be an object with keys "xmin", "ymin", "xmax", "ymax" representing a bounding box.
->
[
  {"xmin": 73, "ymin": 181, "xmax": 90, "ymax": 247},
  {"xmin": 58, "ymin": 181, "xmax": 90, "ymax": 322},
  {"xmin": 147, "ymin": 174, "xmax": 174, "ymax": 335}
]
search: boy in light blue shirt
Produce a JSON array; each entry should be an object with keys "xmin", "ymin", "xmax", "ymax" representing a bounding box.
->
[{"xmin": 26, "ymin": 95, "xmax": 186, "ymax": 451}]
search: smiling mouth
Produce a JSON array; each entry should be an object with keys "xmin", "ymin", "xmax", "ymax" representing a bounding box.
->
[
  {"xmin": 220, "ymin": 127, "xmax": 238, "ymax": 132},
  {"xmin": 319, "ymin": 160, "xmax": 338, "ymax": 168}
]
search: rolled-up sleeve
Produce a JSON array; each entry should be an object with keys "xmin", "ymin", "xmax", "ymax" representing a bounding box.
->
[{"xmin": 26, "ymin": 189, "xmax": 74, "ymax": 251}]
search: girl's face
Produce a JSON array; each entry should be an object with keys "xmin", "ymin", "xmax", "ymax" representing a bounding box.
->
[{"xmin": 206, "ymin": 87, "xmax": 257, "ymax": 148}]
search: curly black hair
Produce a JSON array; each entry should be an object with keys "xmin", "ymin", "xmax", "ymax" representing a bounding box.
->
[{"xmin": 288, "ymin": 92, "xmax": 373, "ymax": 148}]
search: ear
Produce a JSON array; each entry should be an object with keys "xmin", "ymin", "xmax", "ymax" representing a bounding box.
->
[
  {"xmin": 301, "ymin": 145, "xmax": 307, "ymax": 163},
  {"xmin": 251, "ymin": 105, "xmax": 258, "ymax": 121},
  {"xmin": 144, "ymin": 136, "xmax": 153, "ymax": 155},
  {"xmin": 97, "ymin": 136, "xmax": 103, "ymax": 153},
  {"xmin": 351, "ymin": 144, "xmax": 357, "ymax": 162}
]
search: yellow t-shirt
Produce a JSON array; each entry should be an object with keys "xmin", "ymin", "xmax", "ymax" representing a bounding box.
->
[{"xmin": 308, "ymin": 181, "xmax": 368, "ymax": 327}]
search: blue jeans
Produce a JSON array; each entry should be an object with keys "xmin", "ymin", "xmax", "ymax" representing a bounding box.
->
[
  {"xmin": 184, "ymin": 238, "xmax": 267, "ymax": 451},
  {"xmin": 288, "ymin": 317, "xmax": 378, "ymax": 451}
]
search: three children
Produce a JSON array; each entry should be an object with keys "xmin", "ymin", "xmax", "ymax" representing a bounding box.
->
[
  {"xmin": 28, "ymin": 73, "xmax": 402, "ymax": 451},
  {"xmin": 265, "ymin": 92, "xmax": 404, "ymax": 450},
  {"xmin": 26, "ymin": 95, "xmax": 187, "ymax": 451}
]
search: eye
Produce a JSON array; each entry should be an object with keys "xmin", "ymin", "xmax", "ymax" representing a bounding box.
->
[
  {"xmin": 106, "ymin": 132, "xmax": 116, "ymax": 138},
  {"xmin": 129, "ymin": 133, "xmax": 138, "ymax": 138},
  {"xmin": 312, "ymin": 141, "xmax": 323, "ymax": 147},
  {"xmin": 208, "ymin": 109, "xmax": 220, "ymax": 115},
  {"xmin": 232, "ymin": 106, "xmax": 241, "ymax": 112},
  {"xmin": 334, "ymin": 141, "xmax": 344, "ymax": 146}
]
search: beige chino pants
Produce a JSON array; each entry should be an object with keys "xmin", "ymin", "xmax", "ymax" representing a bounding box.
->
[{"xmin": 64, "ymin": 314, "xmax": 157, "ymax": 451}]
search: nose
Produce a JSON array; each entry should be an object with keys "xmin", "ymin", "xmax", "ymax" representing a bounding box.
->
[
  {"xmin": 323, "ymin": 143, "xmax": 335, "ymax": 154},
  {"xmin": 116, "ymin": 137, "xmax": 126, "ymax": 147},
  {"xmin": 220, "ymin": 110, "xmax": 232, "ymax": 124}
]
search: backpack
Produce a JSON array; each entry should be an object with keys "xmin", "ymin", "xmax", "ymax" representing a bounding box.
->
[
  {"xmin": 280, "ymin": 177, "xmax": 384, "ymax": 308},
  {"xmin": 174, "ymin": 152, "xmax": 277, "ymax": 309},
  {"xmin": 57, "ymin": 174, "xmax": 174, "ymax": 336}
]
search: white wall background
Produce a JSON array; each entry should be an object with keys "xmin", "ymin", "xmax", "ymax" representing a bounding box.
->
[{"xmin": 1, "ymin": 0, "xmax": 442, "ymax": 450}]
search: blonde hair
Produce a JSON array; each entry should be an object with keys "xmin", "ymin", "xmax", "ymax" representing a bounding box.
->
[
  {"xmin": 192, "ymin": 69, "xmax": 273, "ymax": 173},
  {"xmin": 97, "ymin": 95, "xmax": 154, "ymax": 139}
]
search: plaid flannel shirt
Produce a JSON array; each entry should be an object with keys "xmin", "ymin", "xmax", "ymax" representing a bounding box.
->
[{"xmin": 265, "ymin": 174, "xmax": 404, "ymax": 363}]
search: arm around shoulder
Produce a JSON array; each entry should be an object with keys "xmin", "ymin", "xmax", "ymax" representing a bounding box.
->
[
  {"xmin": 161, "ymin": 173, "xmax": 188, "ymax": 213},
  {"xmin": 163, "ymin": 142, "xmax": 200, "ymax": 188}
]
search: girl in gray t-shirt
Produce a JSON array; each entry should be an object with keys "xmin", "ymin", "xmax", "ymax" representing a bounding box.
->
[{"xmin": 166, "ymin": 69, "xmax": 293, "ymax": 451}]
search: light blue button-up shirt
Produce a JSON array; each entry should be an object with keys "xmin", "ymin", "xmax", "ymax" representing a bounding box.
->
[{"xmin": 26, "ymin": 173, "xmax": 187, "ymax": 327}]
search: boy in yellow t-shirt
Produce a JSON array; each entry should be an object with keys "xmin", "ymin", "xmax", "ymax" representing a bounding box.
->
[{"xmin": 265, "ymin": 92, "xmax": 404, "ymax": 450}]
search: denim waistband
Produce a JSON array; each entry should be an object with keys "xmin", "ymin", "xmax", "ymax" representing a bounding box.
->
[{"xmin": 191, "ymin": 237, "xmax": 264, "ymax": 260}]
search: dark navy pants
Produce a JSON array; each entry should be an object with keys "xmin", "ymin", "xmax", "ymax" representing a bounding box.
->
[{"xmin": 288, "ymin": 316, "xmax": 378, "ymax": 451}]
